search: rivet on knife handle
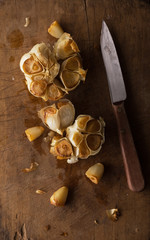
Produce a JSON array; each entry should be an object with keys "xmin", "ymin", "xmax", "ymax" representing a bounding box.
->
[{"xmin": 113, "ymin": 102, "xmax": 144, "ymax": 192}]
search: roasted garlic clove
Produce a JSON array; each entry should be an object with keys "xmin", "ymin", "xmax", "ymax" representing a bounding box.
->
[
  {"xmin": 38, "ymin": 104, "xmax": 61, "ymax": 134},
  {"xmin": 38, "ymin": 99, "xmax": 75, "ymax": 135},
  {"xmin": 50, "ymin": 136, "xmax": 73, "ymax": 159},
  {"xmin": 48, "ymin": 21, "xmax": 64, "ymax": 38},
  {"xmin": 85, "ymin": 163, "xmax": 104, "ymax": 184},
  {"xmin": 30, "ymin": 79, "xmax": 47, "ymax": 97},
  {"xmin": 75, "ymin": 115, "xmax": 105, "ymax": 135},
  {"xmin": 20, "ymin": 53, "xmax": 44, "ymax": 75},
  {"xmin": 60, "ymin": 70, "xmax": 80, "ymax": 91},
  {"xmin": 56, "ymin": 99, "xmax": 75, "ymax": 129},
  {"xmin": 30, "ymin": 43, "xmax": 51, "ymax": 67},
  {"xmin": 66, "ymin": 127, "xmax": 83, "ymax": 147},
  {"xmin": 46, "ymin": 83, "xmax": 66, "ymax": 101},
  {"xmin": 86, "ymin": 134, "xmax": 102, "ymax": 155},
  {"xmin": 61, "ymin": 54, "xmax": 82, "ymax": 71},
  {"xmin": 60, "ymin": 54, "xmax": 87, "ymax": 83},
  {"xmin": 25, "ymin": 126, "xmax": 44, "ymax": 142},
  {"xmin": 53, "ymin": 33, "xmax": 80, "ymax": 60},
  {"xmin": 50, "ymin": 186, "xmax": 68, "ymax": 206}
]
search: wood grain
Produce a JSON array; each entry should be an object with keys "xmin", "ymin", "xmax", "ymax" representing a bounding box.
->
[{"xmin": 0, "ymin": 0, "xmax": 150, "ymax": 239}]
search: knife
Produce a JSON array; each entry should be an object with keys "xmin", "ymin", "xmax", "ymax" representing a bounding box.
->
[{"xmin": 100, "ymin": 21, "xmax": 145, "ymax": 192}]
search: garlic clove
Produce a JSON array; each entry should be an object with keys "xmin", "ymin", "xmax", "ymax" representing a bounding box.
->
[
  {"xmin": 46, "ymin": 83, "xmax": 65, "ymax": 101},
  {"xmin": 86, "ymin": 134, "xmax": 102, "ymax": 152},
  {"xmin": 61, "ymin": 54, "xmax": 82, "ymax": 72},
  {"xmin": 38, "ymin": 100, "xmax": 75, "ymax": 135},
  {"xmin": 48, "ymin": 21, "xmax": 64, "ymax": 38},
  {"xmin": 85, "ymin": 163, "xmax": 104, "ymax": 184},
  {"xmin": 20, "ymin": 53, "xmax": 43, "ymax": 75},
  {"xmin": 53, "ymin": 33, "xmax": 80, "ymax": 60},
  {"xmin": 77, "ymin": 137, "xmax": 91, "ymax": 159},
  {"xmin": 25, "ymin": 126, "xmax": 44, "ymax": 142},
  {"xmin": 60, "ymin": 70, "xmax": 80, "ymax": 91},
  {"xmin": 30, "ymin": 43, "xmax": 50, "ymax": 67},
  {"xmin": 53, "ymin": 138, "xmax": 73, "ymax": 159},
  {"xmin": 38, "ymin": 106, "xmax": 61, "ymax": 133},
  {"xmin": 30, "ymin": 79, "xmax": 47, "ymax": 97},
  {"xmin": 76, "ymin": 115, "xmax": 91, "ymax": 131},
  {"xmin": 85, "ymin": 119, "xmax": 101, "ymax": 133},
  {"xmin": 50, "ymin": 186, "xmax": 68, "ymax": 206},
  {"xmin": 66, "ymin": 127, "xmax": 83, "ymax": 147},
  {"xmin": 57, "ymin": 99, "xmax": 75, "ymax": 129}
]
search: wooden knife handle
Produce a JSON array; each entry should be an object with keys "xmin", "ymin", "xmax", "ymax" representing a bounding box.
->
[{"xmin": 112, "ymin": 102, "xmax": 145, "ymax": 192}]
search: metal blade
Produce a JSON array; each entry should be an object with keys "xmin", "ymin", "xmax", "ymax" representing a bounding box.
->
[{"xmin": 100, "ymin": 21, "xmax": 127, "ymax": 103}]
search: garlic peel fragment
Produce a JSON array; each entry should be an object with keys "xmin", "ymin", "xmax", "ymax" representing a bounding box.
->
[
  {"xmin": 24, "ymin": 17, "xmax": 30, "ymax": 27},
  {"xmin": 22, "ymin": 162, "xmax": 39, "ymax": 173},
  {"xmin": 106, "ymin": 209, "xmax": 120, "ymax": 221},
  {"xmin": 67, "ymin": 156, "xmax": 79, "ymax": 164}
]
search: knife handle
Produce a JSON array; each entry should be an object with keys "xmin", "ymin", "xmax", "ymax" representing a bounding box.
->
[{"xmin": 112, "ymin": 102, "xmax": 145, "ymax": 192}]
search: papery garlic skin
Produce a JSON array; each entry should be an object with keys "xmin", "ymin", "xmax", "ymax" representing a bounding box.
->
[
  {"xmin": 38, "ymin": 99, "xmax": 75, "ymax": 135},
  {"xmin": 67, "ymin": 156, "xmax": 79, "ymax": 164},
  {"xmin": 50, "ymin": 186, "xmax": 68, "ymax": 206}
]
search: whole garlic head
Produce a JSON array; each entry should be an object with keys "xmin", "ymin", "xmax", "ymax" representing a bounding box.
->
[{"xmin": 38, "ymin": 99, "xmax": 75, "ymax": 135}]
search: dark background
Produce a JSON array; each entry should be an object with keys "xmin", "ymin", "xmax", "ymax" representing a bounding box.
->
[{"xmin": 0, "ymin": 0, "xmax": 150, "ymax": 239}]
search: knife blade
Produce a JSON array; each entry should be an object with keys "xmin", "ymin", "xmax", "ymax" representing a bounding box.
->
[{"xmin": 100, "ymin": 21, "xmax": 144, "ymax": 192}]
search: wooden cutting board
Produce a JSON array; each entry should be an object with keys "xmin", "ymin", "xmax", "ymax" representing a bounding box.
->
[{"xmin": 0, "ymin": 0, "xmax": 150, "ymax": 239}]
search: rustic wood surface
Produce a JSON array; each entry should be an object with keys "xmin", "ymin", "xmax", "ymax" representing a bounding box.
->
[{"xmin": 0, "ymin": 0, "xmax": 150, "ymax": 239}]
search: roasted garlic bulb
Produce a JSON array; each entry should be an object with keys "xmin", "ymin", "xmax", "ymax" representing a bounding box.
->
[
  {"xmin": 49, "ymin": 113, "xmax": 105, "ymax": 163},
  {"xmin": 38, "ymin": 99, "xmax": 75, "ymax": 135},
  {"xmin": 20, "ymin": 21, "xmax": 87, "ymax": 101},
  {"xmin": 66, "ymin": 115, "xmax": 105, "ymax": 160},
  {"xmin": 20, "ymin": 43, "xmax": 63, "ymax": 101}
]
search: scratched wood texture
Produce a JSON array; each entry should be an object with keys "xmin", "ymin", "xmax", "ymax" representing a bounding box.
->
[{"xmin": 0, "ymin": 0, "xmax": 150, "ymax": 239}]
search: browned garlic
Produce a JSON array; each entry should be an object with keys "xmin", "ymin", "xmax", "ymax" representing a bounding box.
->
[
  {"xmin": 25, "ymin": 126, "xmax": 44, "ymax": 141},
  {"xmin": 38, "ymin": 99, "xmax": 75, "ymax": 135},
  {"xmin": 66, "ymin": 115, "xmax": 105, "ymax": 160},
  {"xmin": 50, "ymin": 186, "xmax": 68, "ymax": 206},
  {"xmin": 85, "ymin": 163, "xmax": 104, "ymax": 184}
]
